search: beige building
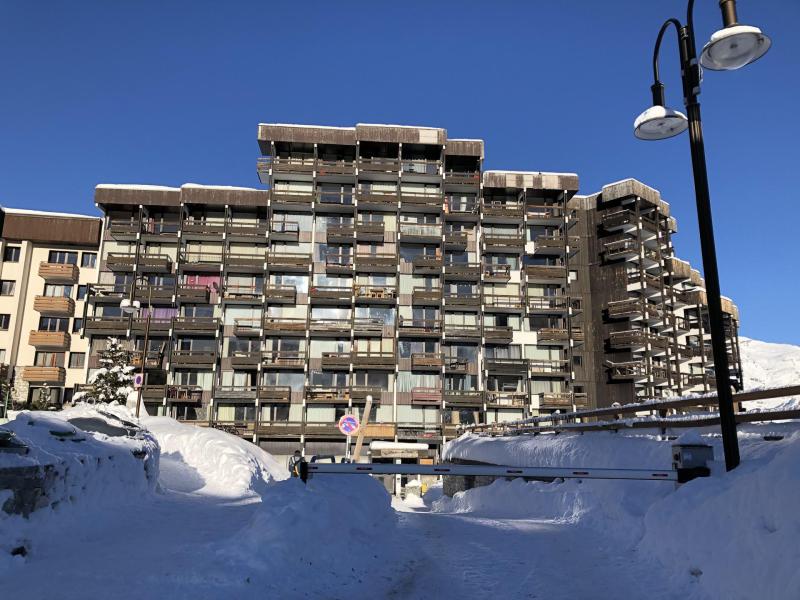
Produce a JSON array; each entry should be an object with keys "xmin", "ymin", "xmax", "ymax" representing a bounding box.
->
[{"xmin": 0, "ymin": 208, "xmax": 102, "ymax": 407}]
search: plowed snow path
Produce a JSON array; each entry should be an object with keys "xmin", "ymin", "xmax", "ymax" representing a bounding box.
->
[{"xmin": 390, "ymin": 503, "xmax": 706, "ymax": 600}]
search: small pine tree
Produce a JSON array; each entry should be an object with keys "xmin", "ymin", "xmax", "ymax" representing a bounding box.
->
[{"xmin": 83, "ymin": 338, "xmax": 136, "ymax": 405}]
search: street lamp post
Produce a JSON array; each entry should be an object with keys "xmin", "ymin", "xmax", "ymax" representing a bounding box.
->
[{"xmin": 633, "ymin": 0, "xmax": 770, "ymax": 471}]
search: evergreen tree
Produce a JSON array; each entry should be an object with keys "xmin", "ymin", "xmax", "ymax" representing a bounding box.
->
[{"xmin": 80, "ymin": 338, "xmax": 136, "ymax": 404}]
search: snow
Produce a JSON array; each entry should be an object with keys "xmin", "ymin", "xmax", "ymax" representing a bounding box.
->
[
  {"xmin": 261, "ymin": 122, "xmax": 356, "ymax": 131},
  {"xmin": 95, "ymin": 183, "xmax": 180, "ymax": 191},
  {"xmin": 443, "ymin": 426, "xmax": 800, "ymax": 600},
  {"xmin": 740, "ymin": 337, "xmax": 800, "ymax": 410},
  {"xmin": 484, "ymin": 169, "xmax": 579, "ymax": 177},
  {"xmin": 0, "ymin": 206, "xmax": 99, "ymax": 219},
  {"xmin": 181, "ymin": 183, "xmax": 262, "ymax": 192}
]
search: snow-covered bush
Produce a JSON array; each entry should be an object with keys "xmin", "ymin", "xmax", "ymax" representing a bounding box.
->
[{"xmin": 76, "ymin": 338, "xmax": 135, "ymax": 404}]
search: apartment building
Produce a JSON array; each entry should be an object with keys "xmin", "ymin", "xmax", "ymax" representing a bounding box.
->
[
  {"xmin": 0, "ymin": 208, "xmax": 101, "ymax": 407},
  {"xmin": 84, "ymin": 122, "xmax": 742, "ymax": 463}
]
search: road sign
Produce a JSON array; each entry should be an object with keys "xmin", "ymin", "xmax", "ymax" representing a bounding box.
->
[
  {"xmin": 338, "ymin": 414, "xmax": 360, "ymax": 436},
  {"xmin": 133, "ymin": 373, "xmax": 144, "ymax": 389}
]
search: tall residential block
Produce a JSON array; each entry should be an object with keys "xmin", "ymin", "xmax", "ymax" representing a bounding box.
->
[
  {"xmin": 0, "ymin": 208, "xmax": 101, "ymax": 406},
  {"xmin": 84, "ymin": 122, "xmax": 742, "ymax": 463}
]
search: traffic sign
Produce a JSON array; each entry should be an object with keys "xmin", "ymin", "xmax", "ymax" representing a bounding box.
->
[
  {"xmin": 338, "ymin": 414, "xmax": 360, "ymax": 435},
  {"xmin": 133, "ymin": 373, "xmax": 144, "ymax": 389}
]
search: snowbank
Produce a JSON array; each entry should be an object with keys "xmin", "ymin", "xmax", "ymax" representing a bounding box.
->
[
  {"xmin": 142, "ymin": 416, "xmax": 287, "ymax": 497},
  {"xmin": 441, "ymin": 428, "xmax": 800, "ymax": 600}
]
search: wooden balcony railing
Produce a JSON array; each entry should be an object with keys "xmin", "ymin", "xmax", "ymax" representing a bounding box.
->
[
  {"xmin": 412, "ymin": 352, "xmax": 444, "ymax": 370},
  {"xmin": 38, "ymin": 262, "xmax": 79, "ymax": 282},
  {"xmin": 411, "ymin": 387, "xmax": 443, "ymax": 404},
  {"xmin": 485, "ymin": 391, "xmax": 527, "ymax": 407},
  {"xmin": 33, "ymin": 296, "xmax": 75, "ymax": 316},
  {"xmin": 28, "ymin": 330, "xmax": 71, "ymax": 349}
]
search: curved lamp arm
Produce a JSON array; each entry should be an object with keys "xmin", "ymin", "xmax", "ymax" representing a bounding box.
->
[{"xmin": 651, "ymin": 18, "xmax": 683, "ymax": 106}]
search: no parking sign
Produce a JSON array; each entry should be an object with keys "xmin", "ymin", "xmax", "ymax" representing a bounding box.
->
[{"xmin": 338, "ymin": 414, "xmax": 360, "ymax": 436}]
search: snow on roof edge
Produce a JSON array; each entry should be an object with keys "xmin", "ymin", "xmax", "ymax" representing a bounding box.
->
[
  {"xmin": 484, "ymin": 169, "xmax": 579, "ymax": 178},
  {"xmin": 1, "ymin": 206, "xmax": 99, "ymax": 220},
  {"xmin": 96, "ymin": 184, "xmax": 180, "ymax": 192}
]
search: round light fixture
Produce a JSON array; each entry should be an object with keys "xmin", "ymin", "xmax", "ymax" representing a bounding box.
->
[
  {"xmin": 633, "ymin": 105, "xmax": 689, "ymax": 140},
  {"xmin": 700, "ymin": 25, "xmax": 771, "ymax": 71}
]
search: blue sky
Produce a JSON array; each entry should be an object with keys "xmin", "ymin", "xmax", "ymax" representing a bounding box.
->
[{"xmin": 1, "ymin": 1, "xmax": 797, "ymax": 343}]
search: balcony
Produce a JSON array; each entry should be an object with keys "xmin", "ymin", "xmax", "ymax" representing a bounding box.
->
[
  {"xmin": 166, "ymin": 386, "xmax": 204, "ymax": 404},
  {"xmin": 525, "ymin": 264, "xmax": 566, "ymax": 282},
  {"xmin": 627, "ymin": 271, "xmax": 664, "ymax": 292},
  {"xmin": 607, "ymin": 298, "xmax": 662, "ymax": 321},
  {"xmin": 106, "ymin": 253, "xmax": 137, "ymax": 271},
  {"xmin": 309, "ymin": 285, "xmax": 353, "ymax": 305},
  {"xmin": 665, "ymin": 256, "xmax": 692, "ymax": 281},
  {"xmin": 33, "ymin": 296, "xmax": 75, "ymax": 316},
  {"xmin": 603, "ymin": 237, "xmax": 639, "ymax": 261},
  {"xmin": 172, "ymin": 317, "xmax": 219, "ymax": 334},
  {"xmin": 107, "ymin": 219, "xmax": 140, "ymax": 239},
  {"xmin": 443, "ymin": 390, "xmax": 484, "ymax": 406},
  {"xmin": 180, "ymin": 251, "xmax": 222, "ymax": 271},
  {"xmin": 267, "ymin": 252, "xmax": 312, "ymax": 272},
  {"xmin": 262, "ymin": 351, "xmax": 306, "ymax": 369},
  {"xmin": 398, "ymin": 318, "xmax": 441, "ymax": 338},
  {"xmin": 400, "ymin": 193, "xmax": 444, "ymax": 212},
  {"xmin": 402, "ymin": 159, "xmax": 440, "ymax": 177},
  {"xmin": 258, "ymin": 385, "xmax": 292, "ymax": 403},
  {"xmin": 87, "ymin": 283, "xmax": 131, "ymax": 302},
  {"xmin": 411, "ymin": 387, "xmax": 442, "ymax": 405},
  {"xmin": 131, "ymin": 317, "xmax": 172, "ymax": 334},
  {"xmin": 269, "ymin": 220, "xmax": 300, "ymax": 241},
  {"xmin": 527, "ymin": 205, "xmax": 565, "ymax": 223},
  {"xmin": 485, "ymin": 391, "xmax": 526, "ymax": 408},
  {"xmin": 412, "ymin": 287, "xmax": 442, "ymax": 305},
  {"xmin": 601, "ymin": 209, "xmax": 635, "ymax": 231},
  {"xmin": 444, "ymin": 230, "xmax": 468, "ymax": 249},
  {"xmin": 537, "ymin": 328, "xmax": 571, "ymax": 344},
  {"xmin": 257, "ymin": 421, "xmax": 304, "ymax": 437},
  {"xmin": 444, "ymin": 292, "xmax": 481, "ymax": 308},
  {"xmin": 608, "ymin": 361, "xmax": 648, "ymax": 380},
  {"xmin": 316, "ymin": 191, "xmax": 355, "ymax": 212},
  {"xmin": 540, "ymin": 392, "xmax": 587, "ymax": 409},
  {"xmin": 227, "ymin": 220, "xmax": 269, "ymax": 240},
  {"xmin": 305, "ymin": 386, "xmax": 350, "ymax": 404},
  {"xmin": 483, "ymin": 325, "xmax": 513, "ymax": 344},
  {"xmin": 21, "ymin": 366, "xmax": 66, "ymax": 384},
  {"xmin": 130, "ymin": 350, "xmax": 163, "ymax": 370},
  {"xmin": 482, "ymin": 201, "xmax": 524, "ymax": 220},
  {"xmin": 527, "ymin": 295, "xmax": 572, "ymax": 314},
  {"xmin": 353, "ymin": 318, "xmax": 386, "ymax": 336},
  {"xmin": 444, "ymin": 262, "xmax": 480, "ymax": 281},
  {"xmin": 181, "ymin": 219, "xmax": 226, "ymax": 238},
  {"xmin": 399, "ymin": 222, "xmax": 442, "ymax": 243},
  {"xmin": 533, "ymin": 234, "xmax": 579, "ymax": 253},
  {"xmin": 608, "ymin": 330, "xmax": 662, "ymax": 349},
  {"xmin": 229, "ymin": 351, "xmax": 261, "ymax": 368},
  {"xmin": 321, "ymin": 352, "xmax": 352, "ymax": 370},
  {"xmin": 176, "ymin": 283, "xmax": 210, "ymax": 302},
  {"xmin": 84, "ymin": 316, "xmax": 129, "ymax": 334},
  {"xmin": 353, "ymin": 351, "xmax": 396, "ymax": 370},
  {"xmin": 226, "ymin": 253, "xmax": 267, "ymax": 271},
  {"xmin": 443, "ymin": 170, "xmax": 480, "ymax": 186},
  {"xmin": 485, "ymin": 357, "xmax": 528, "ymax": 374},
  {"xmin": 483, "ymin": 295, "xmax": 525, "ymax": 312},
  {"xmin": 214, "ymin": 386, "xmax": 258, "ymax": 401},
  {"xmin": 324, "ymin": 252, "xmax": 354, "ymax": 272},
  {"xmin": 171, "ymin": 350, "xmax": 217, "ymax": 368},
  {"xmin": 529, "ymin": 359, "xmax": 570, "ymax": 377},
  {"xmin": 138, "ymin": 254, "xmax": 173, "ymax": 272},
  {"xmin": 271, "ymin": 156, "xmax": 316, "ymax": 174},
  {"xmin": 483, "ymin": 264, "xmax": 511, "ymax": 282},
  {"xmin": 355, "ymin": 252, "xmax": 397, "ymax": 272},
  {"xmin": 412, "ymin": 352, "xmax": 444, "ymax": 371},
  {"xmin": 310, "ymin": 319, "xmax": 351, "ymax": 336},
  {"xmin": 326, "ymin": 224, "xmax": 355, "ymax": 243},
  {"xmin": 411, "ymin": 255, "xmax": 443, "ymax": 273},
  {"xmin": 350, "ymin": 386, "xmax": 383, "ymax": 403},
  {"xmin": 233, "ymin": 318, "xmax": 261, "ymax": 337},
  {"xmin": 317, "ymin": 158, "xmax": 356, "ymax": 176},
  {"xmin": 38, "ymin": 262, "xmax": 79, "ymax": 283},
  {"xmin": 355, "ymin": 222, "xmax": 385, "ymax": 241},
  {"xmin": 444, "ymin": 196, "xmax": 479, "ymax": 218},
  {"xmin": 354, "ymin": 285, "xmax": 396, "ymax": 304},
  {"xmin": 28, "ymin": 330, "xmax": 71, "ymax": 349},
  {"xmin": 141, "ymin": 385, "xmax": 168, "ymax": 401},
  {"xmin": 444, "ymin": 357, "xmax": 470, "ymax": 374},
  {"xmin": 358, "ymin": 157, "xmax": 400, "ymax": 174},
  {"xmin": 483, "ymin": 231, "xmax": 525, "ymax": 248},
  {"xmin": 133, "ymin": 284, "xmax": 174, "ymax": 303},
  {"xmin": 359, "ymin": 423, "xmax": 397, "ymax": 438},
  {"xmin": 303, "ymin": 422, "xmax": 346, "ymax": 437},
  {"xmin": 444, "ymin": 323, "xmax": 481, "ymax": 341},
  {"xmin": 263, "ymin": 317, "xmax": 307, "ymax": 336},
  {"xmin": 223, "ymin": 285, "xmax": 263, "ymax": 303},
  {"xmin": 264, "ymin": 284, "xmax": 296, "ymax": 304},
  {"xmin": 356, "ymin": 190, "xmax": 399, "ymax": 210}
]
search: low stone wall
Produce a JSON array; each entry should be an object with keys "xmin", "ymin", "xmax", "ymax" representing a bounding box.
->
[{"xmin": 0, "ymin": 464, "xmax": 58, "ymax": 517}]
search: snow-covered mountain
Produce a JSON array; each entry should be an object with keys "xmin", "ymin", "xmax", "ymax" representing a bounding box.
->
[{"xmin": 740, "ymin": 337, "xmax": 800, "ymax": 410}]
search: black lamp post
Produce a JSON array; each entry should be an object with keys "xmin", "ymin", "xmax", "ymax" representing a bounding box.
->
[{"xmin": 633, "ymin": 0, "xmax": 770, "ymax": 471}]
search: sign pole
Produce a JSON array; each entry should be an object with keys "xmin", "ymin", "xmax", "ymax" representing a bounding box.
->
[{"xmin": 351, "ymin": 395, "xmax": 372, "ymax": 463}]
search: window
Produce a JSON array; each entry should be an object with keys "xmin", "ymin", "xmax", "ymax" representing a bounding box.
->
[
  {"xmin": 77, "ymin": 285, "xmax": 88, "ymax": 300},
  {"xmin": 81, "ymin": 253, "xmax": 97, "ymax": 268},
  {"xmin": 69, "ymin": 353, "xmax": 86, "ymax": 369},
  {"xmin": 34, "ymin": 351, "xmax": 64, "ymax": 367},
  {"xmin": 44, "ymin": 283, "xmax": 73, "ymax": 298},
  {"xmin": 39, "ymin": 317, "xmax": 68, "ymax": 332},
  {"xmin": 573, "ymin": 355, "xmax": 582, "ymax": 366},
  {"xmin": 0, "ymin": 280, "xmax": 15, "ymax": 296},
  {"xmin": 0, "ymin": 314, "xmax": 9, "ymax": 330},
  {"xmin": 3, "ymin": 246, "xmax": 20, "ymax": 262},
  {"xmin": 72, "ymin": 318, "xmax": 84, "ymax": 333},
  {"xmin": 0, "ymin": 349, "xmax": 6, "ymax": 363},
  {"xmin": 48, "ymin": 250, "xmax": 78, "ymax": 265}
]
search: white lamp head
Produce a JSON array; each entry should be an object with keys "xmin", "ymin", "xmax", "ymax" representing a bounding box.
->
[
  {"xmin": 700, "ymin": 24, "xmax": 771, "ymax": 70},
  {"xmin": 634, "ymin": 105, "xmax": 689, "ymax": 140},
  {"xmin": 120, "ymin": 298, "xmax": 141, "ymax": 315}
]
